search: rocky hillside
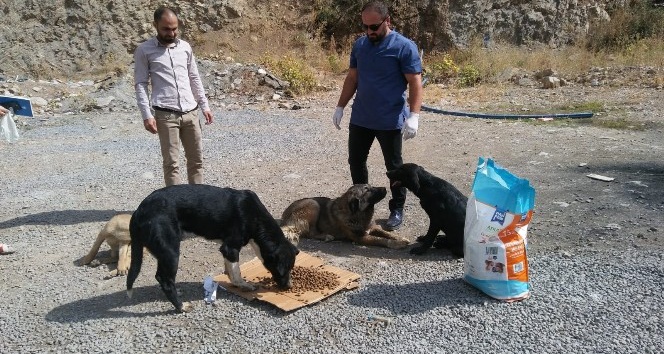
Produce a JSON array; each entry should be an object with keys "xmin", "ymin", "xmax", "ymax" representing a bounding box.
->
[{"xmin": 0, "ymin": 0, "xmax": 627, "ymax": 78}]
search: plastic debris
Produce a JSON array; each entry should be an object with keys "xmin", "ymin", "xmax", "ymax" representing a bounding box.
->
[
  {"xmin": 586, "ymin": 173, "xmax": 615, "ymax": 182},
  {"xmin": 203, "ymin": 275, "xmax": 219, "ymax": 304},
  {"xmin": 367, "ymin": 314, "xmax": 393, "ymax": 325}
]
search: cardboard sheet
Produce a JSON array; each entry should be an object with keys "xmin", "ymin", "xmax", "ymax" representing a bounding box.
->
[{"xmin": 214, "ymin": 252, "xmax": 360, "ymax": 311}]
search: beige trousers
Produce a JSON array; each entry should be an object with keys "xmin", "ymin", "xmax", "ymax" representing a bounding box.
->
[{"xmin": 154, "ymin": 109, "xmax": 204, "ymax": 186}]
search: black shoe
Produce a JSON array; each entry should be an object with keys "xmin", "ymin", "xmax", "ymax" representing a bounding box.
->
[{"xmin": 385, "ymin": 209, "xmax": 403, "ymax": 231}]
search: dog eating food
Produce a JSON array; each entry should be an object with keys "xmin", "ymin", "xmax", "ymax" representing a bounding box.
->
[{"xmin": 126, "ymin": 184, "xmax": 299, "ymax": 313}]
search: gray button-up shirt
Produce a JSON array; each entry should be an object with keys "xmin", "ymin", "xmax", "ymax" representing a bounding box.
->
[{"xmin": 134, "ymin": 37, "xmax": 210, "ymax": 120}]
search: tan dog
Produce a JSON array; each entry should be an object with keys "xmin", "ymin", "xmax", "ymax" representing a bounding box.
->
[
  {"xmin": 81, "ymin": 214, "xmax": 132, "ymax": 277},
  {"xmin": 280, "ymin": 184, "xmax": 410, "ymax": 249}
]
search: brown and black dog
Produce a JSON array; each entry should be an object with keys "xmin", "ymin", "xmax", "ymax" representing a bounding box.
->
[
  {"xmin": 280, "ymin": 184, "xmax": 410, "ymax": 249},
  {"xmin": 387, "ymin": 163, "xmax": 467, "ymax": 257}
]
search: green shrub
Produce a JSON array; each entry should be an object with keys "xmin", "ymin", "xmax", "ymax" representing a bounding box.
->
[
  {"xmin": 586, "ymin": 0, "xmax": 664, "ymax": 52},
  {"xmin": 263, "ymin": 55, "xmax": 318, "ymax": 96},
  {"xmin": 457, "ymin": 64, "xmax": 481, "ymax": 87},
  {"xmin": 327, "ymin": 53, "xmax": 344, "ymax": 74},
  {"xmin": 424, "ymin": 54, "xmax": 459, "ymax": 83}
]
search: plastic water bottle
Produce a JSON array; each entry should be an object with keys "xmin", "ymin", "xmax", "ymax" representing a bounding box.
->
[{"xmin": 203, "ymin": 275, "xmax": 218, "ymax": 304}]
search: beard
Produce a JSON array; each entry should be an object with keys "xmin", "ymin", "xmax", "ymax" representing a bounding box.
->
[
  {"xmin": 157, "ymin": 34, "xmax": 177, "ymax": 44},
  {"xmin": 367, "ymin": 31, "xmax": 386, "ymax": 43}
]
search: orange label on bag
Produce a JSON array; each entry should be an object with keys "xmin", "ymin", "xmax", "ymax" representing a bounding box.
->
[{"xmin": 498, "ymin": 210, "xmax": 532, "ymax": 282}]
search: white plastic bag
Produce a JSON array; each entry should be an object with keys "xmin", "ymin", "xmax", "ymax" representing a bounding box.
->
[
  {"xmin": 463, "ymin": 157, "xmax": 535, "ymax": 301},
  {"xmin": 0, "ymin": 110, "xmax": 20, "ymax": 143}
]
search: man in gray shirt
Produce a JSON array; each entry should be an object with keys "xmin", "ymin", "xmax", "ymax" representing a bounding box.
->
[{"xmin": 134, "ymin": 6, "xmax": 214, "ymax": 186}]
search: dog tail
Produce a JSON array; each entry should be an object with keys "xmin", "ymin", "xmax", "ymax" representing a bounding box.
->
[
  {"xmin": 280, "ymin": 215, "xmax": 314, "ymax": 246},
  {"xmin": 126, "ymin": 217, "xmax": 144, "ymax": 299},
  {"xmin": 280, "ymin": 225, "xmax": 300, "ymax": 246}
]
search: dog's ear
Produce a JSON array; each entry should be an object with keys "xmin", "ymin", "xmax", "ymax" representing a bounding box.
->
[{"xmin": 349, "ymin": 198, "xmax": 360, "ymax": 213}]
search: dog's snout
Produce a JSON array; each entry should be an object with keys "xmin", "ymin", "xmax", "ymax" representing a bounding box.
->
[{"xmin": 277, "ymin": 276, "xmax": 293, "ymax": 289}]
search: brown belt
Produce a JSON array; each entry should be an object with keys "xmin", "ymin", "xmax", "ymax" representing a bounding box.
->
[{"xmin": 153, "ymin": 105, "xmax": 198, "ymax": 114}]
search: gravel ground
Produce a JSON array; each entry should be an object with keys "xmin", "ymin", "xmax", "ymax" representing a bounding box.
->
[{"xmin": 0, "ymin": 85, "xmax": 663, "ymax": 353}]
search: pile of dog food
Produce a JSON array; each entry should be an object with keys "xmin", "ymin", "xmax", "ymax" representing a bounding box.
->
[{"xmin": 258, "ymin": 265, "xmax": 340, "ymax": 293}]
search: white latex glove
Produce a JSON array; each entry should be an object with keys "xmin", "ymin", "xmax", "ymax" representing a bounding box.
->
[
  {"xmin": 332, "ymin": 106, "xmax": 344, "ymax": 130},
  {"xmin": 402, "ymin": 112, "xmax": 419, "ymax": 140}
]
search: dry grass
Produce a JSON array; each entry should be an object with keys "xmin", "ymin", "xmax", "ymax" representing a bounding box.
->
[
  {"xmin": 191, "ymin": 3, "xmax": 663, "ymax": 96},
  {"xmin": 424, "ymin": 36, "xmax": 664, "ymax": 84}
]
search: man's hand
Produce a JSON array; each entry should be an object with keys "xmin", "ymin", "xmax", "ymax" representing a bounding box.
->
[
  {"xmin": 402, "ymin": 112, "xmax": 419, "ymax": 140},
  {"xmin": 143, "ymin": 118, "xmax": 158, "ymax": 134},
  {"xmin": 203, "ymin": 110, "xmax": 214, "ymax": 125},
  {"xmin": 332, "ymin": 106, "xmax": 344, "ymax": 130}
]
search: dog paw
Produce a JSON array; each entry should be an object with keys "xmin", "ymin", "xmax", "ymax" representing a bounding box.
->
[
  {"xmin": 179, "ymin": 302, "xmax": 194, "ymax": 313},
  {"xmin": 233, "ymin": 282, "xmax": 257, "ymax": 292},
  {"xmin": 323, "ymin": 234, "xmax": 335, "ymax": 242},
  {"xmin": 388, "ymin": 239, "xmax": 410, "ymax": 249},
  {"xmin": 432, "ymin": 237, "xmax": 449, "ymax": 249},
  {"xmin": 115, "ymin": 268, "xmax": 129, "ymax": 276}
]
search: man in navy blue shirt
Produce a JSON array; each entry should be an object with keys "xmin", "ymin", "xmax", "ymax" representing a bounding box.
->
[{"xmin": 333, "ymin": 1, "xmax": 422, "ymax": 231}]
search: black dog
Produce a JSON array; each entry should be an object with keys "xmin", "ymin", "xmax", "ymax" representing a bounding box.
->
[
  {"xmin": 386, "ymin": 163, "xmax": 467, "ymax": 257},
  {"xmin": 126, "ymin": 184, "xmax": 299, "ymax": 313}
]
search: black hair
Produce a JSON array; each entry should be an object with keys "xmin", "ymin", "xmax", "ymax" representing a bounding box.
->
[
  {"xmin": 154, "ymin": 6, "xmax": 177, "ymax": 22},
  {"xmin": 361, "ymin": 1, "xmax": 389, "ymax": 18}
]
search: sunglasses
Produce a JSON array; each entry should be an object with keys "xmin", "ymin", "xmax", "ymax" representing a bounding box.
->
[{"xmin": 361, "ymin": 17, "xmax": 387, "ymax": 31}]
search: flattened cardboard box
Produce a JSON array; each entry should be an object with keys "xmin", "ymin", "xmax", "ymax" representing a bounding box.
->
[{"xmin": 214, "ymin": 252, "xmax": 360, "ymax": 311}]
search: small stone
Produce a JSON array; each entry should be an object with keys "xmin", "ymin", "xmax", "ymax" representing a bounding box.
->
[
  {"xmin": 605, "ymin": 223, "xmax": 621, "ymax": 230},
  {"xmin": 31, "ymin": 96, "xmax": 48, "ymax": 107}
]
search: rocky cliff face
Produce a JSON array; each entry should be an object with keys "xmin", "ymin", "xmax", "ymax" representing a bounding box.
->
[
  {"xmin": 419, "ymin": 0, "xmax": 618, "ymax": 48},
  {"xmin": 0, "ymin": 0, "xmax": 247, "ymax": 77},
  {"xmin": 373, "ymin": 0, "xmax": 622, "ymax": 50},
  {"xmin": 0, "ymin": 0, "xmax": 623, "ymax": 78}
]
